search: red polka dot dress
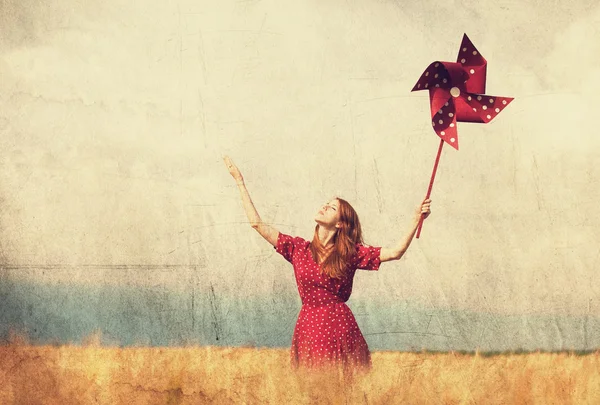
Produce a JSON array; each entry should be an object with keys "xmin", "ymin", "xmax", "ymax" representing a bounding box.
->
[{"xmin": 274, "ymin": 232, "xmax": 381, "ymax": 371}]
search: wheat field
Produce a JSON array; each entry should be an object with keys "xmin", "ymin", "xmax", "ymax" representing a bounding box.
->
[{"xmin": 1, "ymin": 337, "xmax": 599, "ymax": 405}]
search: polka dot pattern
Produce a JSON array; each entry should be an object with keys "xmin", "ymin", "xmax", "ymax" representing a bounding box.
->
[
  {"xmin": 430, "ymin": 96, "xmax": 458, "ymax": 147},
  {"xmin": 413, "ymin": 61, "xmax": 452, "ymax": 92},
  {"xmin": 274, "ymin": 232, "xmax": 381, "ymax": 371},
  {"xmin": 465, "ymin": 94, "xmax": 513, "ymax": 123},
  {"xmin": 458, "ymin": 34, "xmax": 485, "ymax": 68},
  {"xmin": 412, "ymin": 34, "xmax": 514, "ymax": 147}
]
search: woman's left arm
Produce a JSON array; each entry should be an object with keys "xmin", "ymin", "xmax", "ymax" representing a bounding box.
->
[{"xmin": 380, "ymin": 198, "xmax": 431, "ymax": 262}]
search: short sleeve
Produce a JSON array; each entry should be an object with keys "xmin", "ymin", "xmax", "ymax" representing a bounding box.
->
[
  {"xmin": 354, "ymin": 244, "xmax": 382, "ymax": 271},
  {"xmin": 274, "ymin": 232, "xmax": 301, "ymax": 263}
]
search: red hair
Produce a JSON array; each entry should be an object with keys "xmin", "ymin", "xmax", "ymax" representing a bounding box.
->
[{"xmin": 309, "ymin": 198, "xmax": 364, "ymax": 279}]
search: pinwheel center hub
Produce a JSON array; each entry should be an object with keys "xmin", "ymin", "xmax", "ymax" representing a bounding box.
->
[{"xmin": 450, "ymin": 87, "xmax": 461, "ymax": 97}]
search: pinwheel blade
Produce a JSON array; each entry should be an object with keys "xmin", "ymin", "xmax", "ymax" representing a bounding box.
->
[
  {"xmin": 457, "ymin": 34, "xmax": 487, "ymax": 94},
  {"xmin": 429, "ymin": 88, "xmax": 459, "ymax": 150}
]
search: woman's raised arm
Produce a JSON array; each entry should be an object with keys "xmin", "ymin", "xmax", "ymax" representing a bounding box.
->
[
  {"xmin": 379, "ymin": 198, "xmax": 431, "ymax": 262},
  {"xmin": 223, "ymin": 156, "xmax": 279, "ymax": 247}
]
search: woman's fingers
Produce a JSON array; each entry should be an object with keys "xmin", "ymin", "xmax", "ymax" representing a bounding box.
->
[
  {"xmin": 223, "ymin": 156, "xmax": 236, "ymax": 172},
  {"xmin": 421, "ymin": 199, "xmax": 431, "ymax": 215},
  {"xmin": 223, "ymin": 155, "xmax": 244, "ymax": 182}
]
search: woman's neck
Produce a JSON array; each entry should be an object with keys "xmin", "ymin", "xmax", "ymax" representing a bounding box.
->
[{"xmin": 317, "ymin": 226, "xmax": 337, "ymax": 247}]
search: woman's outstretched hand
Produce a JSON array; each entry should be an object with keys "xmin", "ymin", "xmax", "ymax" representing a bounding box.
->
[
  {"xmin": 415, "ymin": 198, "xmax": 432, "ymax": 221},
  {"xmin": 223, "ymin": 155, "xmax": 278, "ymax": 246},
  {"xmin": 223, "ymin": 156, "xmax": 244, "ymax": 184},
  {"xmin": 380, "ymin": 197, "xmax": 433, "ymax": 262}
]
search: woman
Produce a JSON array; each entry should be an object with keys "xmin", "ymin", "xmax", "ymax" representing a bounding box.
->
[{"xmin": 224, "ymin": 156, "xmax": 431, "ymax": 373}]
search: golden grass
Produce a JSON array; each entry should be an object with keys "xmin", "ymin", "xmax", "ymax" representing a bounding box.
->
[{"xmin": 1, "ymin": 340, "xmax": 599, "ymax": 404}]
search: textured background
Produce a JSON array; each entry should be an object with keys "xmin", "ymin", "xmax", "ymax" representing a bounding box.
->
[{"xmin": 1, "ymin": 0, "xmax": 600, "ymax": 352}]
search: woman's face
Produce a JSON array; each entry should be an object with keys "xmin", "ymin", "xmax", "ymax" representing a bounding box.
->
[{"xmin": 315, "ymin": 199, "xmax": 341, "ymax": 228}]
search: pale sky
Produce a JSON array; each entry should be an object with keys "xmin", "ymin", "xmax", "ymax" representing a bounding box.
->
[{"xmin": 1, "ymin": 0, "xmax": 600, "ymax": 319}]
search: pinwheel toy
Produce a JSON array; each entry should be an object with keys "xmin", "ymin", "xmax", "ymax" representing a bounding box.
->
[{"xmin": 412, "ymin": 33, "xmax": 514, "ymax": 238}]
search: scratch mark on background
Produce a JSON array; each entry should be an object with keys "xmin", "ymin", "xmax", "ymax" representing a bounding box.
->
[
  {"xmin": 177, "ymin": 3, "xmax": 184, "ymax": 138},
  {"xmin": 197, "ymin": 88, "xmax": 207, "ymax": 148},
  {"xmin": 372, "ymin": 158, "xmax": 383, "ymax": 213},
  {"xmin": 531, "ymin": 154, "xmax": 544, "ymax": 211},
  {"xmin": 355, "ymin": 95, "xmax": 419, "ymax": 103},
  {"xmin": 413, "ymin": 249, "xmax": 470, "ymax": 347},
  {"xmin": 511, "ymin": 128, "xmax": 517, "ymax": 192},
  {"xmin": 191, "ymin": 266, "xmax": 199, "ymax": 332},
  {"xmin": 208, "ymin": 283, "xmax": 222, "ymax": 341},
  {"xmin": 250, "ymin": 13, "xmax": 267, "ymax": 50},
  {"xmin": 363, "ymin": 331, "xmax": 454, "ymax": 339},
  {"xmin": 583, "ymin": 299, "xmax": 591, "ymax": 349},
  {"xmin": 214, "ymin": 29, "xmax": 281, "ymax": 35},
  {"xmin": 196, "ymin": 29, "xmax": 207, "ymax": 83},
  {"xmin": 348, "ymin": 97, "xmax": 358, "ymax": 201},
  {"xmin": 424, "ymin": 314, "xmax": 433, "ymax": 334},
  {"xmin": 190, "ymin": 221, "xmax": 297, "ymax": 232}
]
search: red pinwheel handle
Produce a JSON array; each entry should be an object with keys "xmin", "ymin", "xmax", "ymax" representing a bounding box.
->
[{"xmin": 416, "ymin": 138, "xmax": 444, "ymax": 239}]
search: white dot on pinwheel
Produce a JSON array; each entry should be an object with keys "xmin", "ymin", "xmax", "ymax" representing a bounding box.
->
[
  {"xmin": 482, "ymin": 105, "xmax": 487, "ymax": 110},
  {"xmin": 435, "ymin": 84, "xmax": 440, "ymax": 87},
  {"xmin": 477, "ymin": 96, "xmax": 482, "ymax": 101},
  {"xmin": 450, "ymin": 123, "xmax": 455, "ymax": 127},
  {"xmin": 470, "ymin": 69, "xmax": 475, "ymax": 74},
  {"xmin": 473, "ymin": 107, "xmax": 477, "ymax": 112},
  {"xmin": 432, "ymin": 122, "xmax": 435, "ymax": 126},
  {"xmin": 502, "ymin": 100, "xmax": 507, "ymax": 105},
  {"xmin": 467, "ymin": 96, "xmax": 472, "ymax": 101},
  {"xmin": 438, "ymin": 109, "xmax": 443, "ymax": 114},
  {"xmin": 461, "ymin": 58, "xmax": 466, "ymax": 63},
  {"xmin": 441, "ymin": 131, "xmax": 445, "ymax": 135},
  {"xmin": 439, "ymin": 119, "xmax": 443, "ymax": 124},
  {"xmin": 417, "ymin": 83, "xmax": 421, "ymax": 88},
  {"xmin": 434, "ymin": 74, "xmax": 439, "ymax": 78},
  {"xmin": 448, "ymin": 113, "xmax": 454, "ymax": 117},
  {"xmin": 495, "ymin": 108, "xmax": 500, "ymax": 113},
  {"xmin": 425, "ymin": 83, "xmax": 429, "ymax": 88},
  {"xmin": 450, "ymin": 87, "xmax": 461, "ymax": 97},
  {"xmin": 473, "ymin": 51, "xmax": 478, "ymax": 55},
  {"xmin": 443, "ymin": 78, "xmax": 447, "ymax": 83},
  {"xmin": 489, "ymin": 99, "xmax": 494, "ymax": 103},
  {"xmin": 462, "ymin": 47, "xmax": 467, "ymax": 52},
  {"xmin": 435, "ymin": 63, "xmax": 440, "ymax": 67},
  {"xmin": 444, "ymin": 102, "xmax": 449, "ymax": 106},
  {"xmin": 425, "ymin": 72, "xmax": 429, "ymax": 76},
  {"xmin": 450, "ymin": 138, "xmax": 456, "ymax": 142},
  {"xmin": 487, "ymin": 115, "xmax": 491, "ymax": 119}
]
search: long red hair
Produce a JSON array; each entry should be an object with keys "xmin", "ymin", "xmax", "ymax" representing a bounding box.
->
[{"xmin": 309, "ymin": 198, "xmax": 364, "ymax": 279}]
